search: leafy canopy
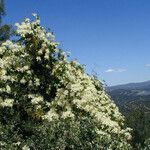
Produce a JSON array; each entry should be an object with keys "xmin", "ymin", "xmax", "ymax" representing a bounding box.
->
[{"xmin": 0, "ymin": 0, "xmax": 12, "ymax": 44}]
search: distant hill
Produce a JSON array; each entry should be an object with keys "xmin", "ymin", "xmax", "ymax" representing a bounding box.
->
[
  {"xmin": 108, "ymin": 80, "xmax": 150, "ymax": 91},
  {"xmin": 107, "ymin": 81, "xmax": 150, "ymax": 146},
  {"xmin": 107, "ymin": 80, "xmax": 150, "ymax": 106}
]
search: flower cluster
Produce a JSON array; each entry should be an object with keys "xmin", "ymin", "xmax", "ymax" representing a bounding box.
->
[{"xmin": 0, "ymin": 14, "xmax": 132, "ymax": 149}]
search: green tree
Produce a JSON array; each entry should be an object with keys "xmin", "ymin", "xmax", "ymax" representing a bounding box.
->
[
  {"xmin": 0, "ymin": 0, "xmax": 5, "ymax": 22},
  {"xmin": 0, "ymin": 15, "xmax": 132, "ymax": 149},
  {"xmin": 0, "ymin": 0, "xmax": 12, "ymax": 44},
  {"xmin": 126, "ymin": 109, "xmax": 150, "ymax": 149}
]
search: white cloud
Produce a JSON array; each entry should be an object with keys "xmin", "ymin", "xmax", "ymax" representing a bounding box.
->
[
  {"xmin": 105, "ymin": 68, "xmax": 126, "ymax": 73},
  {"xmin": 145, "ymin": 64, "xmax": 150, "ymax": 67},
  {"xmin": 105, "ymin": 69, "xmax": 115, "ymax": 73}
]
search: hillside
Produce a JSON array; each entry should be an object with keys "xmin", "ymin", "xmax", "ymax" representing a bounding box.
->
[
  {"xmin": 108, "ymin": 80, "xmax": 150, "ymax": 91},
  {"xmin": 107, "ymin": 81, "xmax": 150, "ymax": 107},
  {"xmin": 107, "ymin": 81, "xmax": 150, "ymax": 147}
]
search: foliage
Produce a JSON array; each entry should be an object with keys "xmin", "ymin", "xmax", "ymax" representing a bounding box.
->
[
  {"xmin": 0, "ymin": 0, "xmax": 5, "ymax": 21},
  {"xmin": 143, "ymin": 138, "xmax": 150, "ymax": 150},
  {"xmin": 0, "ymin": 0, "xmax": 12, "ymax": 44},
  {"xmin": 109, "ymin": 87, "xmax": 150, "ymax": 149},
  {"xmin": 0, "ymin": 14, "xmax": 132, "ymax": 149},
  {"xmin": 124, "ymin": 109, "xmax": 150, "ymax": 149}
]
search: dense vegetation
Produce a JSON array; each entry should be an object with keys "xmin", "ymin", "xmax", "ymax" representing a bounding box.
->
[
  {"xmin": 0, "ymin": 15, "xmax": 132, "ymax": 149},
  {"xmin": 0, "ymin": 1, "xmax": 149, "ymax": 149},
  {"xmin": 0, "ymin": 0, "xmax": 12, "ymax": 44},
  {"xmin": 108, "ymin": 82, "xmax": 150, "ymax": 149}
]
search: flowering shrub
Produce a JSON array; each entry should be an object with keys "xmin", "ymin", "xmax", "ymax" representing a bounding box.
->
[{"xmin": 0, "ymin": 14, "xmax": 132, "ymax": 149}]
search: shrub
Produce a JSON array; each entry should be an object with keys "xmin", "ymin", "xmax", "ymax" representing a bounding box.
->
[{"xmin": 0, "ymin": 14, "xmax": 132, "ymax": 149}]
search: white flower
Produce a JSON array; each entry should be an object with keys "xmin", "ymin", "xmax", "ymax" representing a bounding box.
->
[
  {"xmin": 13, "ymin": 141, "xmax": 21, "ymax": 146},
  {"xmin": 0, "ymin": 141, "xmax": 6, "ymax": 146},
  {"xmin": 25, "ymin": 18, "xmax": 30, "ymax": 22},
  {"xmin": 15, "ymin": 23, "xmax": 20, "ymax": 27},
  {"xmin": 6, "ymin": 85, "xmax": 11, "ymax": 93},
  {"xmin": 34, "ymin": 78, "xmax": 40, "ymax": 86},
  {"xmin": 61, "ymin": 110, "xmax": 75, "ymax": 119},
  {"xmin": 22, "ymin": 145, "xmax": 30, "ymax": 150},
  {"xmin": 32, "ymin": 13, "xmax": 37, "ymax": 17},
  {"xmin": 23, "ymin": 65, "xmax": 29, "ymax": 70},
  {"xmin": 0, "ymin": 99, "xmax": 14, "ymax": 107},
  {"xmin": 31, "ymin": 96, "xmax": 43, "ymax": 104},
  {"xmin": 43, "ymin": 109, "xmax": 59, "ymax": 122},
  {"xmin": 20, "ymin": 78, "xmax": 26, "ymax": 84}
]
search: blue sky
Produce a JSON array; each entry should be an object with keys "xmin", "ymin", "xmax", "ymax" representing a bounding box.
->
[{"xmin": 4, "ymin": 0, "xmax": 150, "ymax": 85}]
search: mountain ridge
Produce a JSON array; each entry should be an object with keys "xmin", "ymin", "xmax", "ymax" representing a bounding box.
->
[
  {"xmin": 107, "ymin": 80, "xmax": 150, "ymax": 107},
  {"xmin": 107, "ymin": 80, "xmax": 150, "ymax": 91},
  {"xmin": 107, "ymin": 80, "xmax": 150, "ymax": 145}
]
